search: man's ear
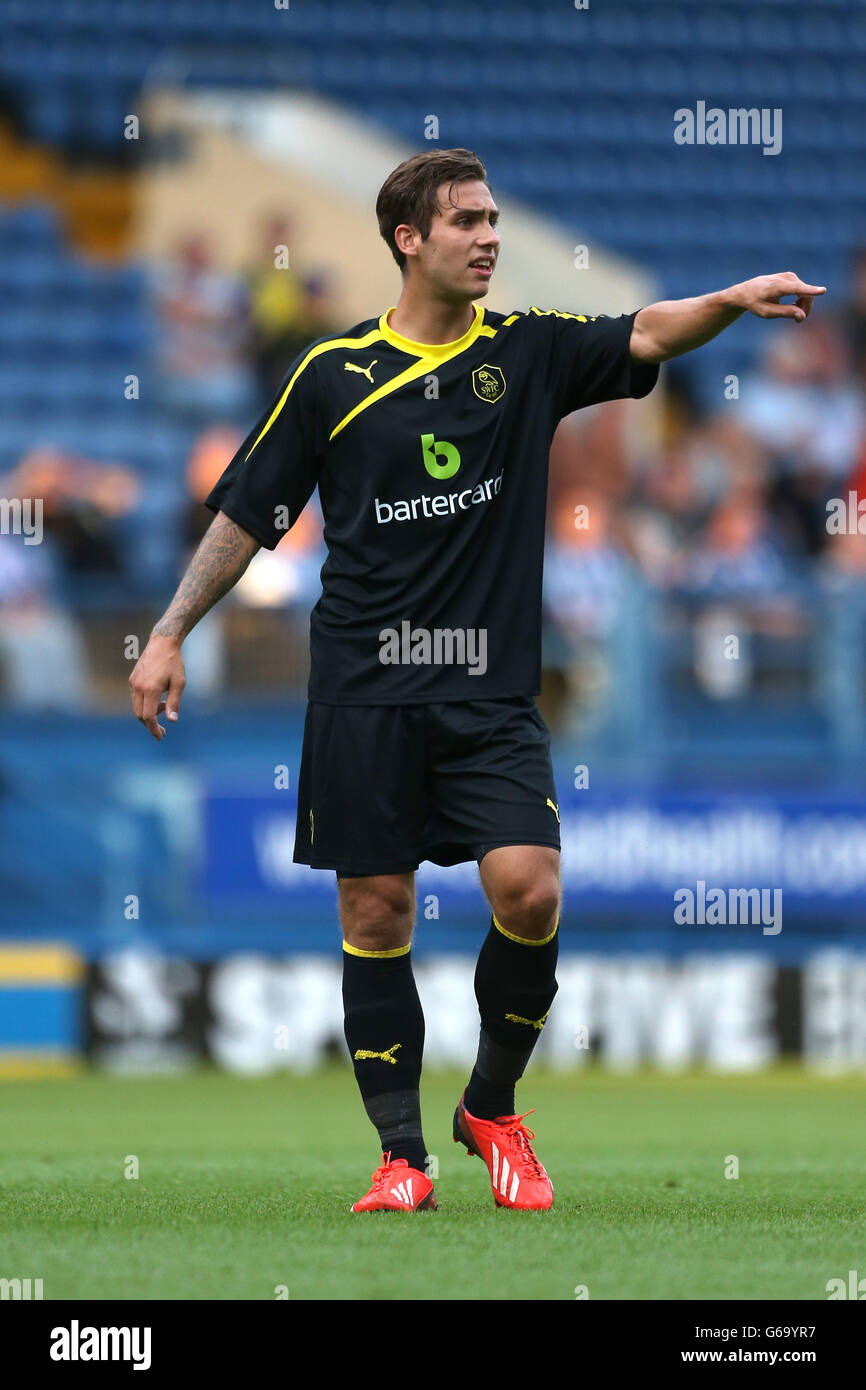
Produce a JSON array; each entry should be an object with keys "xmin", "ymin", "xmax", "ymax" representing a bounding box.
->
[{"xmin": 394, "ymin": 223, "xmax": 418, "ymax": 260}]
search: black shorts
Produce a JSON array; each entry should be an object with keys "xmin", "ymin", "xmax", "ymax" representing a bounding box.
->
[{"xmin": 293, "ymin": 696, "xmax": 561, "ymax": 876}]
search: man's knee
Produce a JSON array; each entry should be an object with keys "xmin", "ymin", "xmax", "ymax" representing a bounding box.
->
[
  {"xmin": 338, "ymin": 874, "xmax": 415, "ymax": 953},
  {"xmin": 489, "ymin": 871, "xmax": 561, "ymax": 941}
]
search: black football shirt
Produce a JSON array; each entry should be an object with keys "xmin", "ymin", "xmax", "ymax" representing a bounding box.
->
[{"xmin": 205, "ymin": 303, "xmax": 659, "ymax": 702}]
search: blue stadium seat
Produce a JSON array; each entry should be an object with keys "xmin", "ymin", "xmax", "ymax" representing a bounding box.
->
[{"xmin": 0, "ymin": 203, "xmax": 61, "ymax": 249}]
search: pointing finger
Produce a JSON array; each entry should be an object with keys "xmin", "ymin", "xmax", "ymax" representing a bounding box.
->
[{"xmin": 784, "ymin": 280, "xmax": 826, "ymax": 296}]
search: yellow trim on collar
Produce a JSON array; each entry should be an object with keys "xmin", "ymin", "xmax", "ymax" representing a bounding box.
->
[
  {"xmin": 329, "ymin": 303, "xmax": 489, "ymax": 441},
  {"xmin": 377, "ymin": 301, "xmax": 485, "ymax": 360}
]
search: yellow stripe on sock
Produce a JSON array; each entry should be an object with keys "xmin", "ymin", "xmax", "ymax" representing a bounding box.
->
[
  {"xmin": 342, "ymin": 940, "xmax": 411, "ymax": 959},
  {"xmin": 492, "ymin": 913, "xmax": 559, "ymax": 946}
]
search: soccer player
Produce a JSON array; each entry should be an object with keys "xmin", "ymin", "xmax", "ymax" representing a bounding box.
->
[{"xmin": 130, "ymin": 149, "xmax": 824, "ymax": 1212}]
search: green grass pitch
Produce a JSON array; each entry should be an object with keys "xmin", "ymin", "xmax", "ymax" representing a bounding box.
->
[{"xmin": 1, "ymin": 1066, "xmax": 863, "ymax": 1300}]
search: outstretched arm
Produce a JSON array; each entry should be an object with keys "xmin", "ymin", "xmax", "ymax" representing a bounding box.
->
[
  {"xmin": 129, "ymin": 510, "xmax": 260, "ymax": 740},
  {"xmin": 630, "ymin": 272, "xmax": 827, "ymax": 364}
]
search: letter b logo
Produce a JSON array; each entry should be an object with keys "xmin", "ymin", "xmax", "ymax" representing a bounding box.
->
[{"xmin": 421, "ymin": 432, "xmax": 460, "ymax": 479}]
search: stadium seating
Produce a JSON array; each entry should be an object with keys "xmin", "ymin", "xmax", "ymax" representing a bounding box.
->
[
  {"xmin": 0, "ymin": 0, "xmax": 862, "ymax": 756},
  {"xmin": 0, "ymin": 0, "xmax": 860, "ymax": 460},
  {"xmin": 0, "ymin": 0, "xmax": 861, "ymax": 309}
]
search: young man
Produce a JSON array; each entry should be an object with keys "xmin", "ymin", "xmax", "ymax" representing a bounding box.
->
[{"xmin": 130, "ymin": 149, "xmax": 823, "ymax": 1213}]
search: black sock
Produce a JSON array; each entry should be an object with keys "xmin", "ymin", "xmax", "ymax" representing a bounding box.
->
[
  {"xmin": 342, "ymin": 944, "xmax": 428, "ymax": 1173},
  {"xmin": 464, "ymin": 914, "xmax": 559, "ymax": 1121}
]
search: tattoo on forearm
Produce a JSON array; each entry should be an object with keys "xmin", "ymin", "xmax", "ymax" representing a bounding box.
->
[{"xmin": 153, "ymin": 512, "xmax": 259, "ymax": 640}]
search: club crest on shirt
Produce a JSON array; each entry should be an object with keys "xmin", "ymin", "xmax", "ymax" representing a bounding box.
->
[{"xmin": 472, "ymin": 363, "xmax": 506, "ymax": 403}]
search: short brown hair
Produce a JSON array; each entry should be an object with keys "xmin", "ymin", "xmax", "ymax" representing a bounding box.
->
[{"xmin": 376, "ymin": 148, "xmax": 488, "ymax": 271}]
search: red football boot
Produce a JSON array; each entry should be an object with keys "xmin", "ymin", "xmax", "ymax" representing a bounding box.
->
[
  {"xmin": 351, "ymin": 1153, "xmax": 438, "ymax": 1212},
  {"xmin": 453, "ymin": 1092, "xmax": 553, "ymax": 1210}
]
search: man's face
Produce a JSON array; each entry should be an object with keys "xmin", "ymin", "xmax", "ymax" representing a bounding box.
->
[{"xmin": 401, "ymin": 179, "xmax": 500, "ymax": 300}]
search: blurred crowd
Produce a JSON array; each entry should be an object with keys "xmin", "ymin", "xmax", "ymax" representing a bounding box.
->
[
  {"xmin": 542, "ymin": 258, "xmax": 866, "ymax": 713},
  {"xmin": 2, "ymin": 218, "xmax": 866, "ymax": 719},
  {"xmin": 153, "ymin": 215, "xmax": 339, "ymax": 429},
  {"xmin": 0, "ymin": 213, "xmax": 338, "ymax": 707}
]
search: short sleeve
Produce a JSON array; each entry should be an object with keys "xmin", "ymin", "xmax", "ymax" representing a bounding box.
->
[
  {"xmin": 524, "ymin": 308, "xmax": 659, "ymax": 421},
  {"xmin": 205, "ymin": 348, "xmax": 324, "ymax": 550}
]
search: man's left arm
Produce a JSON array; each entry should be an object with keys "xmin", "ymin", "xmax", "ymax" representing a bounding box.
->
[{"xmin": 629, "ymin": 272, "xmax": 827, "ymax": 364}]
